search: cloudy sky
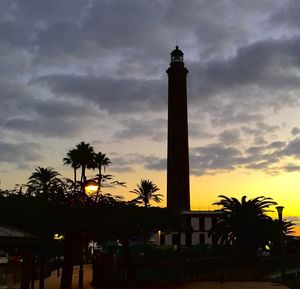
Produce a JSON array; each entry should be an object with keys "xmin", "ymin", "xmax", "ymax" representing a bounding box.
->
[{"xmin": 1, "ymin": 0, "xmax": 300, "ymax": 232}]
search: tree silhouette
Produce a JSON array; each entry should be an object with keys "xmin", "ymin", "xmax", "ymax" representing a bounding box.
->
[
  {"xmin": 130, "ymin": 179, "xmax": 162, "ymax": 208},
  {"xmin": 73, "ymin": 142, "xmax": 95, "ymax": 183},
  {"xmin": 92, "ymin": 152, "xmax": 111, "ymax": 200},
  {"xmin": 23, "ymin": 167, "xmax": 62, "ymax": 289},
  {"xmin": 61, "ymin": 142, "xmax": 95, "ymax": 289},
  {"xmin": 63, "ymin": 148, "xmax": 80, "ymax": 186},
  {"xmin": 27, "ymin": 167, "xmax": 61, "ymax": 200},
  {"xmin": 265, "ymin": 218, "xmax": 294, "ymax": 254},
  {"xmin": 212, "ymin": 195, "xmax": 277, "ymax": 254}
]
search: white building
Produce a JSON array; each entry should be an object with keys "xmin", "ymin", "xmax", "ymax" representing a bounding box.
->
[{"xmin": 154, "ymin": 210, "xmax": 222, "ymax": 246}]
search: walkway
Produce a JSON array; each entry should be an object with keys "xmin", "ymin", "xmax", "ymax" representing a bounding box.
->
[
  {"xmin": 28, "ymin": 264, "xmax": 290, "ymax": 289},
  {"xmin": 32, "ymin": 265, "xmax": 93, "ymax": 289}
]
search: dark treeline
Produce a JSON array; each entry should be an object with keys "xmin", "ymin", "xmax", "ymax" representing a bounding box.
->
[{"xmin": 0, "ymin": 142, "xmax": 178, "ymax": 289}]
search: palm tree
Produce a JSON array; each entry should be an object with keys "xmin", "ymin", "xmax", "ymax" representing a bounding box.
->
[
  {"xmin": 130, "ymin": 179, "xmax": 162, "ymax": 208},
  {"xmin": 92, "ymin": 152, "xmax": 111, "ymax": 198},
  {"xmin": 212, "ymin": 195, "xmax": 277, "ymax": 253},
  {"xmin": 265, "ymin": 218, "xmax": 295, "ymax": 254},
  {"xmin": 74, "ymin": 142, "xmax": 95, "ymax": 183},
  {"xmin": 27, "ymin": 167, "xmax": 61, "ymax": 199},
  {"xmin": 61, "ymin": 142, "xmax": 94, "ymax": 289},
  {"xmin": 26, "ymin": 167, "xmax": 61, "ymax": 289},
  {"xmin": 63, "ymin": 149, "xmax": 80, "ymax": 185}
]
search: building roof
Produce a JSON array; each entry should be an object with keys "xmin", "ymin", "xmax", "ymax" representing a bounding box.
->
[
  {"xmin": 0, "ymin": 225, "xmax": 35, "ymax": 239},
  {"xmin": 182, "ymin": 210, "xmax": 222, "ymax": 215},
  {"xmin": 171, "ymin": 45, "xmax": 184, "ymax": 57}
]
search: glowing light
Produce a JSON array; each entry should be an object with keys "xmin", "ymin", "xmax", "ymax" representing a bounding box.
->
[
  {"xmin": 84, "ymin": 180, "xmax": 99, "ymax": 197},
  {"xmin": 54, "ymin": 233, "xmax": 64, "ymax": 240},
  {"xmin": 158, "ymin": 230, "xmax": 161, "ymax": 244}
]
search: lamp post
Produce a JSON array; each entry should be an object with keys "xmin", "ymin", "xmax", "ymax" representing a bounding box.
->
[
  {"xmin": 276, "ymin": 206, "xmax": 284, "ymax": 222},
  {"xmin": 84, "ymin": 180, "xmax": 100, "ymax": 197},
  {"xmin": 78, "ymin": 179, "xmax": 99, "ymax": 289},
  {"xmin": 157, "ymin": 230, "xmax": 161, "ymax": 245},
  {"xmin": 275, "ymin": 205, "xmax": 285, "ymax": 280}
]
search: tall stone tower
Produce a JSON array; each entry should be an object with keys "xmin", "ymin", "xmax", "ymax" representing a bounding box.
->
[{"xmin": 166, "ymin": 46, "xmax": 190, "ymax": 211}]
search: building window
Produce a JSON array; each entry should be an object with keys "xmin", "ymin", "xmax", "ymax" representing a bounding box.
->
[
  {"xmin": 205, "ymin": 217, "xmax": 212, "ymax": 231},
  {"xmin": 160, "ymin": 233, "xmax": 165, "ymax": 246},
  {"xmin": 199, "ymin": 218, "xmax": 205, "ymax": 232},
  {"xmin": 212, "ymin": 234, "xmax": 219, "ymax": 245},
  {"xmin": 199, "ymin": 234, "xmax": 205, "ymax": 244},
  {"xmin": 186, "ymin": 233, "xmax": 191, "ymax": 246},
  {"xmin": 212, "ymin": 216, "xmax": 218, "ymax": 227},
  {"xmin": 172, "ymin": 233, "xmax": 179, "ymax": 246},
  {"xmin": 191, "ymin": 217, "xmax": 199, "ymax": 231},
  {"xmin": 192, "ymin": 232, "xmax": 199, "ymax": 245}
]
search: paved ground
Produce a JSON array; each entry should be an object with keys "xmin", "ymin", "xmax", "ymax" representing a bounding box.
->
[
  {"xmin": 161, "ymin": 281, "xmax": 290, "ymax": 289},
  {"xmin": 6, "ymin": 264, "xmax": 290, "ymax": 289},
  {"xmin": 33, "ymin": 265, "xmax": 94, "ymax": 289}
]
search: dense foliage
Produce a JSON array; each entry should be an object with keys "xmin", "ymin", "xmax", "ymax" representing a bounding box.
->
[
  {"xmin": 130, "ymin": 179, "xmax": 163, "ymax": 207},
  {"xmin": 0, "ymin": 142, "xmax": 176, "ymax": 289},
  {"xmin": 212, "ymin": 195, "xmax": 294, "ymax": 254}
]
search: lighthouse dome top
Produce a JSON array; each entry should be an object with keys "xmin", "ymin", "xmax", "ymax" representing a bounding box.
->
[{"xmin": 171, "ymin": 46, "xmax": 184, "ymax": 63}]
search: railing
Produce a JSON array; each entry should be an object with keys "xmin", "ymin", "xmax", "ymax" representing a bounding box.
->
[
  {"xmin": 190, "ymin": 205, "xmax": 217, "ymax": 211},
  {"xmin": 92, "ymin": 254, "xmax": 300, "ymax": 288}
]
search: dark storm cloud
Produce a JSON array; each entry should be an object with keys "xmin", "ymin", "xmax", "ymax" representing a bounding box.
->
[
  {"xmin": 144, "ymin": 157, "xmax": 166, "ymax": 171},
  {"xmin": 0, "ymin": 141, "xmax": 42, "ymax": 167},
  {"xmin": 109, "ymin": 132, "xmax": 300, "ymax": 176},
  {"xmin": 2, "ymin": 0, "xmax": 300, "ymax": 178},
  {"xmin": 267, "ymin": 141, "xmax": 286, "ymax": 150},
  {"xmin": 18, "ymin": 0, "xmax": 300, "ymax": 116},
  {"xmin": 0, "ymin": 0, "xmax": 90, "ymax": 51},
  {"xmin": 270, "ymin": 0, "xmax": 300, "ymax": 30},
  {"xmin": 253, "ymin": 137, "xmax": 268, "ymax": 146},
  {"xmin": 4, "ymin": 0, "xmax": 300, "ymax": 114},
  {"xmin": 189, "ymin": 122, "xmax": 215, "ymax": 139},
  {"xmin": 34, "ymin": 99, "xmax": 96, "ymax": 119},
  {"xmin": 219, "ymin": 129, "xmax": 240, "ymax": 145},
  {"xmin": 164, "ymin": 0, "xmax": 277, "ymax": 59},
  {"xmin": 190, "ymin": 144, "xmax": 242, "ymax": 175},
  {"xmin": 110, "ymin": 153, "xmax": 166, "ymax": 173},
  {"xmin": 279, "ymin": 138, "xmax": 300, "ymax": 157},
  {"xmin": 211, "ymin": 112, "xmax": 264, "ymax": 127},
  {"xmin": 3, "ymin": 117, "xmax": 80, "ymax": 138},
  {"xmin": 84, "ymin": 1, "xmax": 166, "ymax": 50},
  {"xmin": 33, "ymin": 74, "xmax": 166, "ymax": 114},
  {"xmin": 189, "ymin": 137, "xmax": 286, "ymax": 176},
  {"xmin": 187, "ymin": 36, "xmax": 300, "ymax": 124},
  {"xmin": 282, "ymin": 163, "xmax": 300, "ymax": 172},
  {"xmin": 113, "ymin": 118, "xmax": 166, "ymax": 142},
  {"xmin": 0, "ymin": 81, "xmax": 97, "ymax": 137},
  {"xmin": 0, "ymin": 0, "xmax": 170, "ymax": 69},
  {"xmin": 241, "ymin": 122, "xmax": 280, "ymax": 140},
  {"xmin": 192, "ymin": 37, "xmax": 300, "ymax": 93},
  {"xmin": 291, "ymin": 127, "xmax": 300, "ymax": 136}
]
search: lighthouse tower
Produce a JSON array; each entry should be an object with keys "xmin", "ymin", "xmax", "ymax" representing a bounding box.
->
[{"xmin": 166, "ymin": 46, "xmax": 190, "ymax": 211}]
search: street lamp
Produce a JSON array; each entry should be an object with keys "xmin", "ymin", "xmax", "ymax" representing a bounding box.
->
[
  {"xmin": 276, "ymin": 206, "xmax": 284, "ymax": 222},
  {"xmin": 79, "ymin": 179, "xmax": 99, "ymax": 289},
  {"xmin": 157, "ymin": 230, "xmax": 161, "ymax": 245},
  {"xmin": 275, "ymin": 205, "xmax": 285, "ymax": 279},
  {"xmin": 84, "ymin": 179, "xmax": 99, "ymax": 197}
]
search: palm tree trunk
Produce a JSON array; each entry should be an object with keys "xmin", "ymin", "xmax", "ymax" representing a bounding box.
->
[
  {"xmin": 81, "ymin": 166, "xmax": 86, "ymax": 183},
  {"xmin": 96, "ymin": 165, "xmax": 102, "ymax": 202},
  {"xmin": 60, "ymin": 233, "xmax": 74, "ymax": 289},
  {"xmin": 39, "ymin": 253, "xmax": 45, "ymax": 289},
  {"xmin": 73, "ymin": 168, "xmax": 77, "ymax": 187},
  {"xmin": 122, "ymin": 239, "xmax": 134, "ymax": 282},
  {"xmin": 20, "ymin": 247, "xmax": 32, "ymax": 289}
]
